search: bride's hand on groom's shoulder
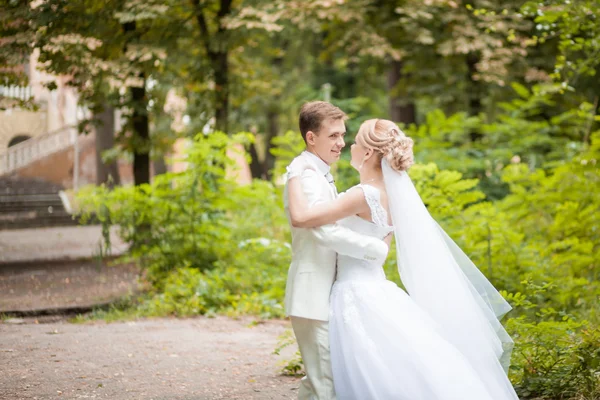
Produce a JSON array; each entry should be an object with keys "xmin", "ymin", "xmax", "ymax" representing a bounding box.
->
[{"xmin": 287, "ymin": 156, "xmax": 315, "ymax": 180}]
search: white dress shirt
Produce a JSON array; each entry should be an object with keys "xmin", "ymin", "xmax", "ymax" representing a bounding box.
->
[{"xmin": 302, "ymin": 151, "xmax": 337, "ymax": 195}]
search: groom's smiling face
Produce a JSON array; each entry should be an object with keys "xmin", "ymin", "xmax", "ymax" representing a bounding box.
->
[{"xmin": 307, "ymin": 118, "xmax": 346, "ymax": 166}]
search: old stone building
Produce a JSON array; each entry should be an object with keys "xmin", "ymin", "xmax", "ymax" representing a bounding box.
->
[
  {"xmin": 0, "ymin": 53, "xmax": 251, "ymax": 228},
  {"xmin": 0, "ymin": 52, "xmax": 90, "ymax": 188}
]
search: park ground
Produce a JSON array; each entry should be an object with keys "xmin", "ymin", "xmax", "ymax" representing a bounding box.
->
[
  {"xmin": 0, "ymin": 226, "xmax": 301, "ymax": 399},
  {"xmin": 0, "ymin": 315, "xmax": 300, "ymax": 399}
]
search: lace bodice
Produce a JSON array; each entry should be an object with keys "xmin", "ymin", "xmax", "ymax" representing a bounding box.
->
[
  {"xmin": 356, "ymin": 184, "xmax": 390, "ymax": 228},
  {"xmin": 336, "ymin": 184, "xmax": 394, "ymax": 283}
]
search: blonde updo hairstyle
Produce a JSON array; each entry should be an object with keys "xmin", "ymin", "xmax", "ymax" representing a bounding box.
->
[{"xmin": 356, "ymin": 119, "xmax": 414, "ymax": 172}]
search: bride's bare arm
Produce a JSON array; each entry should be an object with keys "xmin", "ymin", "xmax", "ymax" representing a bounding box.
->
[{"xmin": 288, "ymin": 174, "xmax": 370, "ymax": 228}]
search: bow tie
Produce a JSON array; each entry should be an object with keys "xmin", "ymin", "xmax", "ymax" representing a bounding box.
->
[
  {"xmin": 325, "ymin": 171, "xmax": 335, "ymax": 185},
  {"xmin": 325, "ymin": 171, "xmax": 338, "ymax": 196}
]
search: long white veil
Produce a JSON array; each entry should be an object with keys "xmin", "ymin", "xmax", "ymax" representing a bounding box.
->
[{"xmin": 382, "ymin": 160, "xmax": 518, "ymax": 399}]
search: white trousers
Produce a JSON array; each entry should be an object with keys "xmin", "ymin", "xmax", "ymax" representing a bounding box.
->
[{"xmin": 291, "ymin": 316, "xmax": 336, "ymax": 400}]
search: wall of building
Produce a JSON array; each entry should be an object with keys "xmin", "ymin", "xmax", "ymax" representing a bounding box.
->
[
  {"xmin": 0, "ymin": 51, "xmax": 79, "ymax": 151},
  {"xmin": 0, "ymin": 109, "xmax": 48, "ymax": 149},
  {"xmin": 12, "ymin": 132, "xmax": 136, "ymax": 189},
  {"xmin": 1, "ymin": 53, "xmax": 252, "ymax": 188}
]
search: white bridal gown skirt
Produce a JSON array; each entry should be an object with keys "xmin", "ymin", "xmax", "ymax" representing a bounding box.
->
[{"xmin": 329, "ymin": 279, "xmax": 497, "ymax": 400}]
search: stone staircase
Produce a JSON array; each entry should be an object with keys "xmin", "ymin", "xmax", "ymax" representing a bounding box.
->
[
  {"xmin": 0, "ymin": 125, "xmax": 77, "ymax": 176},
  {"xmin": 0, "ymin": 124, "xmax": 84, "ymax": 229},
  {"xmin": 0, "ymin": 176, "xmax": 78, "ymax": 230}
]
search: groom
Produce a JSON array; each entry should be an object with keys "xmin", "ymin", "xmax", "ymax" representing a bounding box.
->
[{"xmin": 284, "ymin": 101, "xmax": 388, "ymax": 399}]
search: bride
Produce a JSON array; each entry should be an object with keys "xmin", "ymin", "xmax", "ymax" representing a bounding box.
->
[{"xmin": 286, "ymin": 118, "xmax": 519, "ymax": 400}]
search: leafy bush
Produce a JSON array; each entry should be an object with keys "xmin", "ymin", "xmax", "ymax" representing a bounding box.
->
[
  {"xmin": 405, "ymin": 84, "xmax": 597, "ymax": 199},
  {"xmin": 137, "ymin": 238, "xmax": 290, "ymax": 318},
  {"xmin": 505, "ymin": 282, "xmax": 600, "ymax": 399},
  {"xmin": 507, "ymin": 317, "xmax": 600, "ymax": 399},
  {"xmin": 77, "ymin": 132, "xmax": 290, "ymax": 318}
]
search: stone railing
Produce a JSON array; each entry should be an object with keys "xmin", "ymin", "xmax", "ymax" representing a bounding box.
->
[
  {"xmin": 0, "ymin": 85, "xmax": 33, "ymax": 101},
  {"xmin": 0, "ymin": 125, "xmax": 77, "ymax": 175}
]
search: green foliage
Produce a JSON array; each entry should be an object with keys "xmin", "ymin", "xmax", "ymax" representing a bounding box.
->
[
  {"xmin": 508, "ymin": 317, "xmax": 600, "ymax": 399},
  {"xmin": 138, "ymin": 254, "xmax": 287, "ymax": 319},
  {"xmin": 523, "ymin": 0, "xmax": 600, "ymax": 86},
  {"xmin": 436, "ymin": 129, "xmax": 600, "ymax": 325},
  {"xmin": 78, "ymin": 132, "xmax": 290, "ymax": 318},
  {"xmin": 70, "ymin": 297, "xmax": 142, "ymax": 324},
  {"xmin": 273, "ymin": 329, "xmax": 305, "ymax": 376},
  {"xmin": 505, "ymin": 283, "xmax": 600, "ymax": 400},
  {"xmin": 448, "ymin": 134, "xmax": 600, "ymax": 399},
  {"xmin": 270, "ymin": 130, "xmax": 306, "ymax": 182},
  {"xmin": 406, "ymin": 83, "xmax": 597, "ymax": 199}
]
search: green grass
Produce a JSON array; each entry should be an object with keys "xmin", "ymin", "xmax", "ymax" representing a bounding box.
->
[{"xmin": 69, "ymin": 296, "xmax": 144, "ymax": 324}]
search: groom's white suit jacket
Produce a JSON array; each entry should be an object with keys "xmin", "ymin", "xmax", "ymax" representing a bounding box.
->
[{"xmin": 284, "ymin": 151, "xmax": 388, "ymax": 321}]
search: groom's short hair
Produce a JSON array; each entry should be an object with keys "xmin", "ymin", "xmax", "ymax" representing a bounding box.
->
[{"xmin": 299, "ymin": 101, "xmax": 347, "ymax": 143}]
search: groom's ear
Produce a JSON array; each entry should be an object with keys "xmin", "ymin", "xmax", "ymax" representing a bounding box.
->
[{"xmin": 306, "ymin": 131, "xmax": 316, "ymax": 145}]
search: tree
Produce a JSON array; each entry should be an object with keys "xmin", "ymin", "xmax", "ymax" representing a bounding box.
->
[
  {"xmin": 190, "ymin": 0, "xmax": 233, "ymax": 133},
  {"xmin": 522, "ymin": 0, "xmax": 600, "ymax": 139},
  {"xmin": 0, "ymin": 1, "xmax": 35, "ymax": 110},
  {"xmin": 0, "ymin": 1, "xmax": 178, "ymax": 185},
  {"xmin": 94, "ymin": 104, "xmax": 121, "ymax": 187}
]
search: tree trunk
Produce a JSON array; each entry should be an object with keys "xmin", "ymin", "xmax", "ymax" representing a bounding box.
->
[
  {"xmin": 122, "ymin": 21, "xmax": 151, "ymax": 186},
  {"xmin": 247, "ymin": 110, "xmax": 278, "ymax": 180},
  {"xmin": 264, "ymin": 110, "xmax": 279, "ymax": 180},
  {"xmin": 466, "ymin": 53, "xmax": 483, "ymax": 141},
  {"xmin": 131, "ymin": 82, "xmax": 150, "ymax": 186},
  {"xmin": 213, "ymin": 52, "xmax": 229, "ymax": 133},
  {"xmin": 466, "ymin": 54, "xmax": 483, "ymax": 115},
  {"xmin": 191, "ymin": 0, "xmax": 231, "ymax": 134},
  {"xmin": 387, "ymin": 60, "xmax": 416, "ymax": 124},
  {"xmin": 95, "ymin": 104, "xmax": 120, "ymax": 187},
  {"xmin": 248, "ymin": 141, "xmax": 263, "ymax": 179}
]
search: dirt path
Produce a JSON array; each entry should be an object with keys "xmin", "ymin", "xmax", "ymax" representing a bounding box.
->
[
  {"xmin": 0, "ymin": 316, "xmax": 301, "ymax": 400},
  {"xmin": 0, "ymin": 225, "xmax": 139, "ymax": 314},
  {"xmin": 0, "ymin": 260, "xmax": 141, "ymax": 314}
]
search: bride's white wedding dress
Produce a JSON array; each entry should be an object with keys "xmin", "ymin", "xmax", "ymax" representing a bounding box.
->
[{"xmin": 329, "ymin": 184, "xmax": 509, "ymax": 400}]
